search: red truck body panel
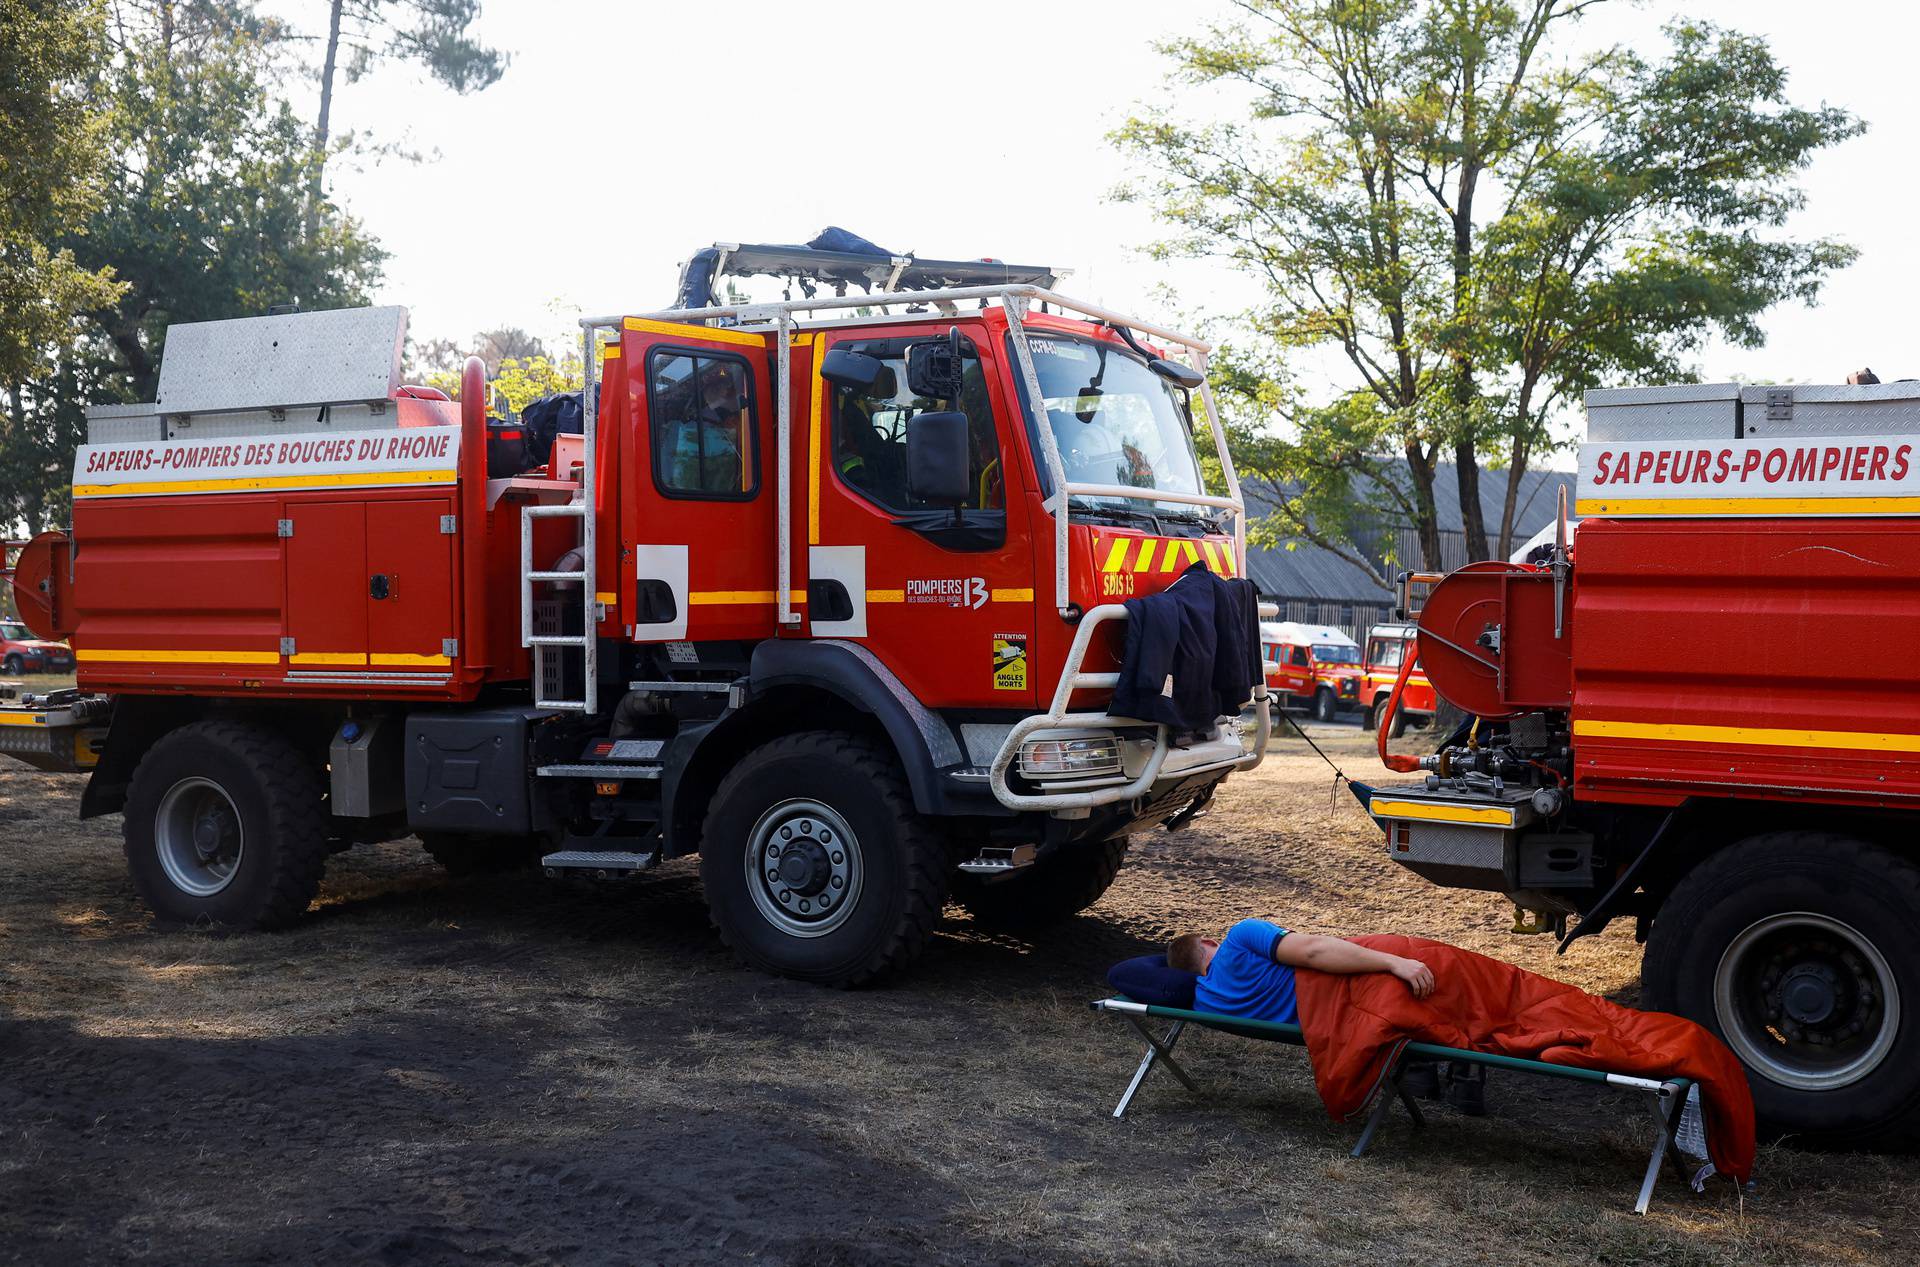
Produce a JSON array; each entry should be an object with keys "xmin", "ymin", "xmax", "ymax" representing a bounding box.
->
[{"xmin": 1568, "ymin": 516, "xmax": 1920, "ymax": 808}]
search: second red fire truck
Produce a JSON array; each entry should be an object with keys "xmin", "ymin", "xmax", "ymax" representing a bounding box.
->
[{"xmin": 1364, "ymin": 379, "xmax": 1920, "ymax": 1147}]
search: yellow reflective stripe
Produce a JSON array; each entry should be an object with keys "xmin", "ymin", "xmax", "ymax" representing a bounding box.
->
[
  {"xmin": 74, "ymin": 470, "xmax": 456, "ymax": 499},
  {"xmin": 289, "ymin": 652, "xmax": 367, "ymax": 666},
  {"xmin": 1219, "ymin": 542, "xmax": 1236, "ymax": 575},
  {"xmin": 1200, "ymin": 540, "xmax": 1222, "ymax": 571},
  {"xmin": 600, "ymin": 344, "xmax": 622, "ymax": 360},
  {"xmin": 1370, "ymin": 799, "xmax": 1515, "ymax": 827},
  {"xmin": 808, "ymin": 333, "xmax": 824, "ymax": 546},
  {"xmin": 687, "ymin": 590, "xmax": 807, "ymax": 605},
  {"xmin": 1183, "ymin": 540, "xmax": 1200, "ymax": 566},
  {"xmin": 1101, "ymin": 538, "xmax": 1130, "ymax": 572},
  {"xmin": 74, "ymin": 648, "xmax": 281, "ymax": 664},
  {"xmin": 1573, "ymin": 718, "xmax": 1920, "ymax": 755},
  {"xmin": 0, "ymin": 712, "xmax": 48, "ymax": 727},
  {"xmin": 866, "ymin": 589, "xmax": 906, "ymax": 603},
  {"xmin": 1575, "ymin": 496, "xmax": 1920, "ymax": 517},
  {"xmin": 621, "ymin": 316, "xmax": 766, "ymax": 347},
  {"xmin": 595, "ymin": 591, "xmax": 617, "ymax": 606},
  {"xmin": 370, "ymin": 652, "xmax": 452, "ymax": 666},
  {"xmin": 1131, "ymin": 538, "xmax": 1157, "ymax": 572},
  {"xmin": 991, "ymin": 588, "xmax": 1033, "ymax": 603}
]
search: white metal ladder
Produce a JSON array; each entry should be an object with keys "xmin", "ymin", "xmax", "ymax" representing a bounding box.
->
[{"xmin": 517, "ymin": 324, "xmax": 609, "ymax": 715}]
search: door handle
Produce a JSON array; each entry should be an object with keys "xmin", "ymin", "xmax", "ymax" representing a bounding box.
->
[{"xmin": 369, "ymin": 573, "xmax": 392, "ymax": 600}]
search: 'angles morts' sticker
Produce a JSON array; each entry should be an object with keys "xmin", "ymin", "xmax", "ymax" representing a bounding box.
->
[{"xmin": 992, "ymin": 633, "xmax": 1027, "ymax": 691}]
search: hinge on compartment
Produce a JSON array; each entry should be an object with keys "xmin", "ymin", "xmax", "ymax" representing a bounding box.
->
[
  {"xmin": 280, "ymin": 637, "xmax": 296, "ymax": 656},
  {"xmin": 1765, "ymin": 388, "xmax": 1793, "ymax": 421},
  {"xmin": 277, "ymin": 518, "xmax": 294, "ymax": 538},
  {"xmin": 442, "ymin": 638, "xmax": 459, "ymax": 658},
  {"xmin": 439, "ymin": 514, "xmax": 457, "ymax": 535}
]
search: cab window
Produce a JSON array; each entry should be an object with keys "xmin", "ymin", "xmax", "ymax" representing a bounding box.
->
[
  {"xmin": 1369, "ymin": 638, "xmax": 1404, "ymax": 669},
  {"xmin": 1288, "ymin": 645, "xmax": 1310, "ymax": 668},
  {"xmin": 648, "ymin": 348, "xmax": 757, "ymax": 500},
  {"xmin": 831, "ymin": 341, "xmax": 1003, "ymax": 514}
]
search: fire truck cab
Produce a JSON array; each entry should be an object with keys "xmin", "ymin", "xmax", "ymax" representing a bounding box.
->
[
  {"xmin": 3, "ymin": 241, "xmax": 1270, "ymax": 987},
  {"xmin": 1358, "ymin": 623, "xmax": 1434, "ymax": 736},
  {"xmin": 1260, "ymin": 621, "xmax": 1361, "ymax": 721},
  {"xmin": 1362, "ymin": 378, "xmax": 1920, "ymax": 1148}
]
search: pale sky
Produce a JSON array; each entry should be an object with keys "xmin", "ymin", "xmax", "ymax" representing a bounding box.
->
[{"xmin": 310, "ymin": 0, "xmax": 1914, "ymax": 392}]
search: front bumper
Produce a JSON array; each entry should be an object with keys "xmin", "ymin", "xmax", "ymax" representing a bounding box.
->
[{"xmin": 988, "ymin": 604, "xmax": 1269, "ymax": 812}]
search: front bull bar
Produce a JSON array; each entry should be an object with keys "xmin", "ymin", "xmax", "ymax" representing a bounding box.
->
[{"xmin": 987, "ymin": 604, "xmax": 1271, "ymax": 812}]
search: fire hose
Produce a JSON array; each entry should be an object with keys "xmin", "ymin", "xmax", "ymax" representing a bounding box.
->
[{"xmin": 1376, "ymin": 646, "xmax": 1422, "ymax": 773}]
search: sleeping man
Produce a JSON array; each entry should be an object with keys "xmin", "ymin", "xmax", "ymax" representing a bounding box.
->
[
  {"xmin": 1168, "ymin": 919, "xmax": 1434, "ymax": 1020},
  {"xmin": 1166, "ymin": 919, "xmax": 1482, "ymax": 1110}
]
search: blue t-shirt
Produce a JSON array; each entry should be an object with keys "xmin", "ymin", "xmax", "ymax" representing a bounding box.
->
[{"xmin": 1194, "ymin": 918, "xmax": 1298, "ymax": 1023}]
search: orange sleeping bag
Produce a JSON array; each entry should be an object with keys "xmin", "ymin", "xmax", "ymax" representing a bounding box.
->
[{"xmin": 1294, "ymin": 935, "xmax": 1757, "ymax": 1183}]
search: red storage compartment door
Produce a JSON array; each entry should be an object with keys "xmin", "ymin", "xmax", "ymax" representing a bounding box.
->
[
  {"xmin": 366, "ymin": 498, "xmax": 457, "ymax": 670},
  {"xmin": 286, "ymin": 501, "xmax": 368, "ymax": 666}
]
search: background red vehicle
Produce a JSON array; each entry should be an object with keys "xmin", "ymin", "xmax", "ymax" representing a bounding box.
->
[
  {"xmin": 1359, "ymin": 622, "xmax": 1434, "ymax": 736},
  {"xmin": 1260, "ymin": 620, "xmax": 1361, "ymax": 721},
  {"xmin": 0, "ymin": 617, "xmax": 75, "ymax": 675}
]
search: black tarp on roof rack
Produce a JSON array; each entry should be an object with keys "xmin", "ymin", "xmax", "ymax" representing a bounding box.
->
[{"xmin": 674, "ymin": 227, "xmax": 1057, "ymax": 310}]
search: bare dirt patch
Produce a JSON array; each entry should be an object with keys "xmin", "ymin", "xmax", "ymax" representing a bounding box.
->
[{"xmin": 1, "ymin": 722, "xmax": 1913, "ymax": 1265}]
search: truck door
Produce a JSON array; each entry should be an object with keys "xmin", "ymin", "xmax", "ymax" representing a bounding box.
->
[
  {"xmin": 806, "ymin": 327, "xmax": 1037, "ymax": 708},
  {"xmin": 617, "ymin": 319, "xmax": 778, "ymax": 645}
]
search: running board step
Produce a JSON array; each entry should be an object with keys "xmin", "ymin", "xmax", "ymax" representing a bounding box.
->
[
  {"xmin": 956, "ymin": 844, "xmax": 1039, "ymax": 876},
  {"xmin": 536, "ymin": 763, "xmax": 663, "ymax": 779},
  {"xmin": 542, "ymin": 850, "xmax": 660, "ymax": 875}
]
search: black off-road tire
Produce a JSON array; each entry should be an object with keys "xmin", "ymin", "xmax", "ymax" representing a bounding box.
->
[
  {"xmin": 2, "ymin": 654, "xmax": 22, "ymax": 675},
  {"xmin": 1312, "ymin": 688, "xmax": 1337, "ymax": 723},
  {"xmin": 953, "ymin": 837, "xmax": 1130, "ymax": 932},
  {"xmin": 699, "ymin": 732, "xmax": 948, "ymax": 987},
  {"xmin": 1371, "ymin": 696, "xmax": 1409, "ymax": 739},
  {"xmin": 421, "ymin": 833, "xmax": 544, "ymax": 876},
  {"xmin": 122, "ymin": 719, "xmax": 328, "ymax": 929},
  {"xmin": 1642, "ymin": 832, "xmax": 1920, "ymax": 1148}
]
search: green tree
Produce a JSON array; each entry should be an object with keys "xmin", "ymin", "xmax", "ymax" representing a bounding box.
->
[
  {"xmin": 1116, "ymin": 1, "xmax": 1860, "ymax": 568},
  {"xmin": 0, "ymin": 0, "xmax": 126, "ymax": 532},
  {"xmin": 2, "ymin": 1, "xmax": 388, "ymax": 534},
  {"xmin": 307, "ymin": 0, "xmax": 506, "ymax": 229}
]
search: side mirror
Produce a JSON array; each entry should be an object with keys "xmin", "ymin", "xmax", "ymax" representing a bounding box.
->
[
  {"xmin": 906, "ymin": 411, "xmax": 971, "ymax": 507},
  {"xmin": 906, "ymin": 338, "xmax": 964, "ymax": 401},
  {"xmin": 820, "ymin": 348, "xmax": 886, "ymax": 393},
  {"xmin": 1150, "ymin": 358, "xmax": 1205, "ymax": 390}
]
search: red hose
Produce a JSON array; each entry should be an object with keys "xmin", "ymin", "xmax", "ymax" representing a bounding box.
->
[{"xmin": 1376, "ymin": 647, "xmax": 1422, "ymax": 773}]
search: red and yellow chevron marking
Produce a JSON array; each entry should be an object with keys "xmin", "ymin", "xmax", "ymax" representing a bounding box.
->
[{"xmin": 1098, "ymin": 535, "xmax": 1238, "ymax": 578}]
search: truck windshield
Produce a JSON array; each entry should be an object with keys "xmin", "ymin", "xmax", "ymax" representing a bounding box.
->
[
  {"xmin": 1021, "ymin": 333, "xmax": 1209, "ymax": 516},
  {"xmin": 1313, "ymin": 645, "xmax": 1361, "ymax": 665}
]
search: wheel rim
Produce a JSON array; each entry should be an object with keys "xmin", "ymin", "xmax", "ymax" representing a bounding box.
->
[
  {"xmin": 155, "ymin": 777, "xmax": 246, "ymax": 898},
  {"xmin": 1714, "ymin": 911, "xmax": 1900, "ymax": 1091},
  {"xmin": 744, "ymin": 799, "xmax": 863, "ymax": 939}
]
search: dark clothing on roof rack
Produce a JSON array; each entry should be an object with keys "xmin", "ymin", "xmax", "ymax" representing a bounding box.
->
[{"xmin": 1111, "ymin": 563, "xmax": 1261, "ymax": 734}]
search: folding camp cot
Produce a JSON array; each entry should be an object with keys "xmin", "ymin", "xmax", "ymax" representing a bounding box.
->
[{"xmin": 1091, "ymin": 996, "xmax": 1703, "ymax": 1215}]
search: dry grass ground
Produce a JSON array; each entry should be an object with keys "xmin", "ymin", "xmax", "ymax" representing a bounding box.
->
[{"xmin": 1, "ymin": 706, "xmax": 1913, "ymax": 1265}]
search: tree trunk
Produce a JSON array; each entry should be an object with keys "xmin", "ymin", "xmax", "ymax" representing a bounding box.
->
[
  {"xmin": 307, "ymin": 0, "xmax": 345, "ymax": 238},
  {"xmin": 1404, "ymin": 442, "xmax": 1444, "ymax": 571},
  {"xmin": 1454, "ymin": 440, "xmax": 1489, "ymax": 562},
  {"xmin": 1498, "ymin": 437, "xmax": 1529, "ymax": 561}
]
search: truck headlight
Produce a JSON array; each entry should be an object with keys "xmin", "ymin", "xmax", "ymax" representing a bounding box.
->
[{"xmin": 1019, "ymin": 735, "xmax": 1122, "ymax": 779}]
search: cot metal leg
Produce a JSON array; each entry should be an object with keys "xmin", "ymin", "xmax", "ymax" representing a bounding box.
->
[
  {"xmin": 1351, "ymin": 1061, "xmax": 1418, "ymax": 1157},
  {"xmin": 1112, "ymin": 1018, "xmax": 1198, "ymax": 1119},
  {"xmin": 1633, "ymin": 1088, "xmax": 1683, "ymax": 1215}
]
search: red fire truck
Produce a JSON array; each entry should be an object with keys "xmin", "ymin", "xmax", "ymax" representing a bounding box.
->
[
  {"xmin": 1358, "ymin": 623, "xmax": 1434, "ymax": 736},
  {"xmin": 1364, "ymin": 379, "xmax": 1920, "ymax": 1146},
  {"xmin": 1, "ymin": 242, "xmax": 1270, "ymax": 986},
  {"xmin": 1260, "ymin": 621, "xmax": 1362, "ymax": 721}
]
